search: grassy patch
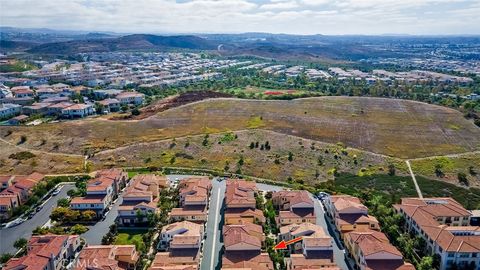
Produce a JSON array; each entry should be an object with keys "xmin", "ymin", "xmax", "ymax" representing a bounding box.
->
[
  {"xmin": 9, "ymin": 151, "xmax": 36, "ymax": 160},
  {"xmin": 114, "ymin": 230, "xmax": 147, "ymax": 252},
  {"xmin": 247, "ymin": 116, "xmax": 265, "ymax": 129},
  {"xmin": 0, "ymin": 60, "xmax": 37, "ymax": 72}
]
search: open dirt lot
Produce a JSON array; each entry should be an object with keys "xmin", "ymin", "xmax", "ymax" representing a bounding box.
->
[
  {"xmin": 1, "ymin": 97, "xmax": 479, "ymax": 159},
  {"xmin": 0, "ymin": 140, "xmax": 84, "ymax": 174}
]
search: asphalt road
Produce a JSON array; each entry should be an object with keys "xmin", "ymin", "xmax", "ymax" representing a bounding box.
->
[
  {"xmin": 0, "ymin": 184, "xmax": 75, "ymax": 254},
  {"xmin": 81, "ymin": 194, "xmax": 123, "ymax": 245},
  {"xmin": 311, "ymin": 196, "xmax": 350, "ymax": 270},
  {"xmin": 200, "ymin": 179, "xmax": 226, "ymax": 270}
]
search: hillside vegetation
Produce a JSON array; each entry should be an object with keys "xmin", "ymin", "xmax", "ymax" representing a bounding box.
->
[{"xmin": 1, "ymin": 97, "xmax": 478, "ymax": 159}]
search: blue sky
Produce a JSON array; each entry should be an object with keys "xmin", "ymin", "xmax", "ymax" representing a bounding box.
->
[{"xmin": 1, "ymin": 0, "xmax": 479, "ymax": 35}]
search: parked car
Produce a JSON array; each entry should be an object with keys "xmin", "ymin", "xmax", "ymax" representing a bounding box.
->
[
  {"xmin": 6, "ymin": 218, "xmax": 25, "ymax": 228},
  {"xmin": 317, "ymin": 192, "xmax": 330, "ymax": 199},
  {"xmin": 52, "ymin": 187, "xmax": 62, "ymax": 196}
]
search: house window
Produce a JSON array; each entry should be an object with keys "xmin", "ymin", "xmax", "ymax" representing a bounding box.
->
[{"xmin": 454, "ymin": 217, "xmax": 460, "ymax": 221}]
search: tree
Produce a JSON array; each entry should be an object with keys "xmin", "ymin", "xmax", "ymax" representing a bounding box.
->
[
  {"xmin": 50, "ymin": 207, "xmax": 80, "ymax": 223},
  {"xmin": 121, "ymin": 104, "xmax": 129, "ymax": 112},
  {"xmin": 265, "ymin": 141, "xmax": 270, "ymax": 150},
  {"xmin": 434, "ymin": 163, "xmax": 444, "ymax": 177},
  {"xmin": 94, "ymin": 103, "xmax": 105, "ymax": 114},
  {"xmin": 458, "ymin": 172, "xmax": 469, "ymax": 186},
  {"xmin": 417, "ymin": 256, "xmax": 434, "ymax": 270},
  {"xmin": 14, "ymin": 238, "xmax": 27, "ymax": 250},
  {"xmin": 0, "ymin": 253, "xmax": 13, "ymax": 264},
  {"xmin": 131, "ymin": 108, "xmax": 140, "ymax": 116},
  {"xmin": 388, "ymin": 164, "xmax": 396, "ymax": 176},
  {"xmin": 82, "ymin": 210, "xmax": 97, "ymax": 221},
  {"xmin": 57, "ymin": 198, "xmax": 70, "ymax": 207},
  {"xmin": 249, "ymin": 142, "xmax": 255, "ymax": 149},
  {"xmin": 469, "ymin": 166, "xmax": 477, "ymax": 176},
  {"xmin": 70, "ymin": 224, "xmax": 88, "ymax": 234},
  {"xmin": 288, "ymin": 152, "xmax": 293, "ymax": 162},
  {"xmin": 238, "ymin": 156, "xmax": 244, "ymax": 166}
]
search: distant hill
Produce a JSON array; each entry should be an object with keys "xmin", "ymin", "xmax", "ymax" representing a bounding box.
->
[
  {"xmin": 27, "ymin": 34, "xmax": 217, "ymax": 54},
  {"xmin": 0, "ymin": 40, "xmax": 38, "ymax": 52}
]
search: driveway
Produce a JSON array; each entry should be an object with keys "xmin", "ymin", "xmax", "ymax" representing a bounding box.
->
[
  {"xmin": 200, "ymin": 179, "xmax": 226, "ymax": 270},
  {"xmin": 0, "ymin": 184, "xmax": 75, "ymax": 254}
]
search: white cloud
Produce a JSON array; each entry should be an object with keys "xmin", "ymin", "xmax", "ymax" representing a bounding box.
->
[
  {"xmin": 300, "ymin": 0, "xmax": 330, "ymax": 6},
  {"xmin": 0, "ymin": 0, "xmax": 479, "ymax": 35},
  {"xmin": 260, "ymin": 0, "xmax": 299, "ymax": 10}
]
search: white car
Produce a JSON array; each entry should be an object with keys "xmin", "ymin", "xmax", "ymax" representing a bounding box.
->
[
  {"xmin": 6, "ymin": 218, "xmax": 25, "ymax": 228},
  {"xmin": 52, "ymin": 188, "xmax": 62, "ymax": 196}
]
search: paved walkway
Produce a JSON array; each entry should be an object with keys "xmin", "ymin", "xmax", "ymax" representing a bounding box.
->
[{"xmin": 406, "ymin": 160, "xmax": 423, "ymax": 199}]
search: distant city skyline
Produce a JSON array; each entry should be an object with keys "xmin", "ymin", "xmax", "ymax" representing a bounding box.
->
[{"xmin": 1, "ymin": 0, "xmax": 480, "ymax": 35}]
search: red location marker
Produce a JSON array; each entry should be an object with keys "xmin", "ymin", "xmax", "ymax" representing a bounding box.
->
[
  {"xmin": 273, "ymin": 237, "xmax": 303, "ymax": 250},
  {"xmin": 274, "ymin": 240, "xmax": 287, "ymax": 250}
]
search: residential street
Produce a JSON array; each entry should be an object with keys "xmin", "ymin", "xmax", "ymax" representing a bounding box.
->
[
  {"xmin": 311, "ymin": 195, "xmax": 350, "ymax": 270},
  {"xmin": 81, "ymin": 194, "xmax": 123, "ymax": 245},
  {"xmin": 0, "ymin": 184, "xmax": 75, "ymax": 254},
  {"xmin": 200, "ymin": 179, "xmax": 226, "ymax": 270}
]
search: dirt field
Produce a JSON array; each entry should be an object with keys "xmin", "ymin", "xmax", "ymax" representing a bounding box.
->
[
  {"xmin": 112, "ymin": 91, "xmax": 234, "ymax": 120},
  {"xmin": 0, "ymin": 140, "xmax": 84, "ymax": 174},
  {"xmin": 89, "ymin": 130, "xmax": 402, "ymax": 184},
  {"xmin": 1, "ymin": 97, "xmax": 478, "ymax": 159}
]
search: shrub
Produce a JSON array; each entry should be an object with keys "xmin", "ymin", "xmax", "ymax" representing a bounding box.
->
[
  {"xmin": 9, "ymin": 151, "xmax": 35, "ymax": 160},
  {"xmin": 18, "ymin": 135, "xmax": 27, "ymax": 145},
  {"xmin": 131, "ymin": 108, "xmax": 140, "ymax": 116},
  {"xmin": 458, "ymin": 172, "xmax": 469, "ymax": 186},
  {"xmin": 57, "ymin": 198, "xmax": 70, "ymax": 207},
  {"xmin": 70, "ymin": 224, "xmax": 88, "ymax": 234}
]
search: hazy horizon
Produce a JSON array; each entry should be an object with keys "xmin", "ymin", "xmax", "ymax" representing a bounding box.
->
[{"xmin": 1, "ymin": 0, "xmax": 480, "ymax": 36}]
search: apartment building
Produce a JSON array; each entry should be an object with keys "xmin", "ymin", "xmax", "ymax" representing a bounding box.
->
[
  {"xmin": 394, "ymin": 197, "xmax": 480, "ymax": 270},
  {"xmin": 225, "ymin": 180, "xmax": 257, "ymax": 209},
  {"xmin": 286, "ymin": 254, "xmax": 341, "ymax": 270},
  {"xmin": 272, "ymin": 190, "xmax": 316, "ymax": 227},
  {"xmin": 324, "ymin": 195, "xmax": 380, "ymax": 234},
  {"xmin": 0, "ymin": 172, "xmax": 45, "ymax": 220},
  {"xmin": 61, "ymin": 103, "xmax": 94, "ymax": 118},
  {"xmin": 4, "ymin": 234, "xmax": 81, "ymax": 270},
  {"xmin": 71, "ymin": 169, "xmax": 127, "ymax": 218},
  {"xmin": 170, "ymin": 177, "xmax": 211, "ymax": 223},
  {"xmin": 160, "ymin": 220, "xmax": 203, "ymax": 250},
  {"xmin": 223, "ymin": 222, "xmax": 264, "ymax": 251},
  {"xmin": 224, "ymin": 179, "xmax": 265, "ymax": 225},
  {"xmin": 221, "ymin": 180, "xmax": 273, "ymax": 270},
  {"xmin": 75, "ymin": 245, "xmax": 139, "ymax": 270},
  {"xmin": 116, "ymin": 91, "xmax": 145, "ymax": 105},
  {"xmin": 344, "ymin": 230, "xmax": 415, "ymax": 270},
  {"xmin": 117, "ymin": 174, "xmax": 166, "ymax": 226},
  {"xmin": 0, "ymin": 103, "xmax": 21, "ymax": 119},
  {"xmin": 279, "ymin": 223, "xmax": 333, "ymax": 254}
]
